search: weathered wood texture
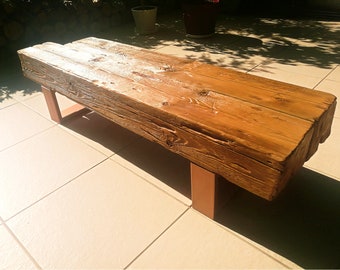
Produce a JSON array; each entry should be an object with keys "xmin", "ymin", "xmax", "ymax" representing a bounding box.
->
[{"xmin": 18, "ymin": 37, "xmax": 337, "ymax": 200}]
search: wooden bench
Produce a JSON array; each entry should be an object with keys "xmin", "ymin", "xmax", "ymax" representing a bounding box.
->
[{"xmin": 18, "ymin": 37, "xmax": 337, "ymax": 219}]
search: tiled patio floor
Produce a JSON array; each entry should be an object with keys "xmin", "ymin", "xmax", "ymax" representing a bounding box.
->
[{"xmin": 1, "ymin": 12, "xmax": 340, "ymax": 269}]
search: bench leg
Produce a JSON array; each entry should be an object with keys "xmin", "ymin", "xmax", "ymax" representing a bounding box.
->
[
  {"xmin": 41, "ymin": 86, "xmax": 62, "ymax": 123},
  {"xmin": 41, "ymin": 86, "xmax": 89, "ymax": 123},
  {"xmin": 191, "ymin": 163, "xmax": 240, "ymax": 219},
  {"xmin": 190, "ymin": 163, "xmax": 217, "ymax": 219}
]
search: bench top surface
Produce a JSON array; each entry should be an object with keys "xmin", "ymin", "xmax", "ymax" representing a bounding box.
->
[{"xmin": 18, "ymin": 37, "xmax": 337, "ymax": 199}]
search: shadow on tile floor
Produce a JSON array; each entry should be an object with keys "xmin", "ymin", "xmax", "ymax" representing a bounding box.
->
[
  {"xmin": 0, "ymin": 52, "xmax": 40, "ymax": 103},
  {"xmin": 108, "ymin": 13, "xmax": 340, "ymax": 70},
  {"xmin": 216, "ymin": 168, "xmax": 340, "ymax": 269},
  {"xmin": 63, "ymin": 112, "xmax": 340, "ymax": 269},
  {"xmin": 1, "ymin": 12, "xmax": 339, "ymax": 268},
  {"xmin": 62, "ymin": 112, "xmax": 192, "ymax": 199},
  {"xmin": 1, "ymin": 13, "xmax": 339, "ymax": 103}
]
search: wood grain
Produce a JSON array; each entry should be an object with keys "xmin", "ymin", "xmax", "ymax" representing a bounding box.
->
[{"xmin": 17, "ymin": 37, "xmax": 337, "ymax": 200}]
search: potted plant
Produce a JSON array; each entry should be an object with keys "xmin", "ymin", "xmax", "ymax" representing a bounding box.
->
[
  {"xmin": 131, "ymin": 0, "xmax": 158, "ymax": 35},
  {"xmin": 182, "ymin": 0, "xmax": 220, "ymax": 38}
]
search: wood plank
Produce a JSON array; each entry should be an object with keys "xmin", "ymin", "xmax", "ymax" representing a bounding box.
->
[
  {"xmin": 62, "ymin": 39, "xmax": 337, "ymax": 136},
  {"xmin": 33, "ymin": 42, "xmax": 313, "ymax": 144},
  {"xmin": 17, "ymin": 39, "xmax": 337, "ymax": 200},
  {"xmin": 18, "ymin": 44, "xmax": 311, "ymax": 168},
  {"xmin": 72, "ymin": 38, "xmax": 335, "ymax": 118},
  {"xmin": 72, "ymin": 38, "xmax": 337, "ymax": 157},
  {"xmin": 18, "ymin": 47, "xmax": 282, "ymax": 199}
]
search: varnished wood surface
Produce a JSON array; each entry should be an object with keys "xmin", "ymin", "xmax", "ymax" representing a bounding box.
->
[{"xmin": 18, "ymin": 37, "xmax": 337, "ymax": 200}]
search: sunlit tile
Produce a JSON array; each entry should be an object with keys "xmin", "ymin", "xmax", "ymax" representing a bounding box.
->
[
  {"xmin": 0, "ymin": 126, "xmax": 106, "ymax": 219},
  {"xmin": 0, "ymin": 103, "xmax": 54, "ymax": 151},
  {"xmin": 129, "ymin": 209, "xmax": 299, "ymax": 269},
  {"xmin": 0, "ymin": 225, "xmax": 39, "ymax": 270},
  {"xmin": 7, "ymin": 159, "xmax": 187, "ymax": 269},
  {"xmin": 305, "ymin": 117, "xmax": 340, "ymax": 180}
]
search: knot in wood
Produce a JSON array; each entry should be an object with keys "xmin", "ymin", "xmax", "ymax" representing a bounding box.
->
[
  {"xmin": 198, "ymin": 89, "xmax": 210, "ymax": 96},
  {"xmin": 166, "ymin": 139, "xmax": 174, "ymax": 147}
]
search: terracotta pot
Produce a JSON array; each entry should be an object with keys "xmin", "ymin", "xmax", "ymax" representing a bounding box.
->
[
  {"xmin": 131, "ymin": 5, "xmax": 157, "ymax": 35},
  {"xmin": 182, "ymin": 2, "xmax": 219, "ymax": 38}
]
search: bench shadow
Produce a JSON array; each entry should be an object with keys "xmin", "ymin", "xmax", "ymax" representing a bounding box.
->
[
  {"xmin": 62, "ymin": 111, "xmax": 192, "ymax": 199},
  {"xmin": 63, "ymin": 112, "xmax": 340, "ymax": 269},
  {"xmin": 216, "ymin": 168, "xmax": 340, "ymax": 269}
]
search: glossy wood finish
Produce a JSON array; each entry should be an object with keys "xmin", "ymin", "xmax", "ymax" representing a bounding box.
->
[{"xmin": 18, "ymin": 37, "xmax": 337, "ymax": 217}]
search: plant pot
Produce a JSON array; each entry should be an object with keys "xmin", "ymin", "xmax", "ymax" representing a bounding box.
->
[
  {"xmin": 131, "ymin": 5, "xmax": 157, "ymax": 35},
  {"xmin": 182, "ymin": 2, "xmax": 219, "ymax": 38}
]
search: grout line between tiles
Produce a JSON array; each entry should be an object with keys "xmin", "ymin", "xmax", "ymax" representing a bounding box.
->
[
  {"xmin": 104, "ymin": 135, "xmax": 145, "ymax": 159},
  {"xmin": 190, "ymin": 210, "xmax": 297, "ymax": 269},
  {"xmin": 4, "ymin": 97, "xmax": 120, "ymax": 159},
  {"xmin": 17, "ymin": 94, "xmax": 143, "ymax": 159},
  {"xmin": 246, "ymin": 62, "xmax": 263, "ymax": 73},
  {"xmin": 0, "ymin": 99, "xmax": 19, "ymax": 110},
  {"xmin": 109, "ymin": 155, "xmax": 192, "ymax": 207},
  {"xmin": 123, "ymin": 207, "xmax": 191, "ymax": 270},
  {"xmin": 0, "ymin": 124, "xmax": 56, "ymax": 154},
  {"xmin": 303, "ymin": 164, "xmax": 340, "ymax": 182},
  {"xmin": 0, "ymin": 216, "xmax": 42, "ymax": 270},
  {"xmin": 312, "ymin": 65, "xmax": 339, "ymax": 90},
  {"xmin": 13, "ymin": 92, "xmax": 42, "ymax": 104},
  {"xmin": 4, "ymin": 156, "xmax": 110, "ymax": 223},
  {"xmin": 18, "ymin": 95, "xmax": 57, "ymax": 123},
  {"xmin": 58, "ymin": 123, "xmax": 117, "ymax": 157}
]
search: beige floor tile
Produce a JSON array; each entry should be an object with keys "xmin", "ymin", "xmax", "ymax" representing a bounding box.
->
[
  {"xmin": 0, "ymin": 126, "xmax": 106, "ymax": 220},
  {"xmin": 249, "ymin": 62, "xmax": 330, "ymax": 88},
  {"xmin": 215, "ymin": 167, "xmax": 340, "ymax": 268},
  {"xmin": 1, "ymin": 14, "xmax": 338, "ymax": 270},
  {"xmin": 154, "ymin": 43, "xmax": 265, "ymax": 72},
  {"xmin": 1, "ymin": 70, "xmax": 40, "ymax": 109},
  {"xmin": 24, "ymin": 89, "xmax": 143, "ymax": 156},
  {"xmin": 129, "ymin": 209, "xmax": 296, "ymax": 269},
  {"xmin": 112, "ymin": 138, "xmax": 192, "ymax": 206},
  {"xmin": 155, "ymin": 44, "xmax": 206, "ymax": 60},
  {"xmin": 7, "ymin": 159, "xmax": 188, "ymax": 269},
  {"xmin": 23, "ymin": 89, "xmax": 145, "ymax": 156},
  {"xmin": 0, "ymin": 224, "xmax": 40, "ymax": 270},
  {"xmin": 305, "ymin": 117, "xmax": 340, "ymax": 180},
  {"xmin": 22, "ymin": 92, "xmax": 77, "ymax": 120},
  {"xmin": 0, "ymin": 95, "xmax": 18, "ymax": 109},
  {"xmin": 325, "ymin": 65, "xmax": 340, "ymax": 82},
  {"xmin": 315, "ymin": 79, "xmax": 340, "ymax": 118},
  {"xmin": 24, "ymin": 94, "xmax": 141, "ymax": 156},
  {"xmin": 0, "ymin": 75, "xmax": 39, "ymax": 102},
  {"xmin": 0, "ymin": 103, "xmax": 55, "ymax": 151},
  {"xmin": 60, "ymin": 111, "xmax": 141, "ymax": 157},
  {"xmin": 10, "ymin": 89, "xmax": 41, "ymax": 102},
  {"xmin": 265, "ymin": 61, "xmax": 333, "ymax": 79}
]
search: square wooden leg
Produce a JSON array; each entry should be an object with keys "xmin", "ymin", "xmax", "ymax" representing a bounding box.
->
[
  {"xmin": 191, "ymin": 163, "xmax": 240, "ymax": 219},
  {"xmin": 41, "ymin": 86, "xmax": 62, "ymax": 123},
  {"xmin": 41, "ymin": 86, "xmax": 89, "ymax": 123},
  {"xmin": 191, "ymin": 163, "xmax": 217, "ymax": 219}
]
